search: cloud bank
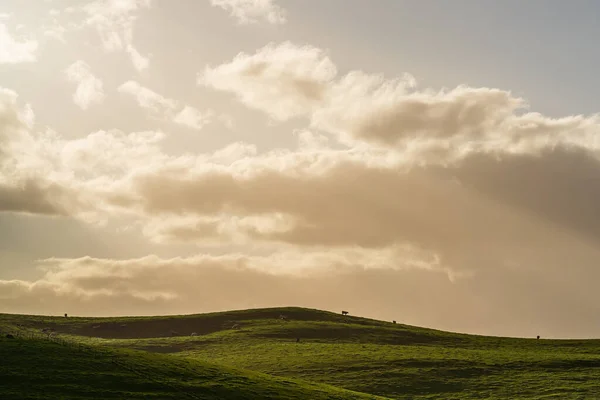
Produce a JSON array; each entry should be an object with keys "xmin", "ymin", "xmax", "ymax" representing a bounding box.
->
[{"xmin": 4, "ymin": 40, "xmax": 600, "ymax": 337}]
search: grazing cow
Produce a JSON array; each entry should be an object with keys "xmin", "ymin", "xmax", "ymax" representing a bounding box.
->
[
  {"xmin": 64, "ymin": 313, "xmax": 68, "ymax": 318},
  {"xmin": 190, "ymin": 332, "xmax": 197, "ymax": 337},
  {"xmin": 392, "ymin": 320, "xmax": 396, "ymax": 324},
  {"xmin": 537, "ymin": 335, "xmax": 540, "ymax": 340},
  {"xmin": 341, "ymin": 311, "xmax": 349, "ymax": 316},
  {"xmin": 232, "ymin": 324, "xmax": 240, "ymax": 330}
]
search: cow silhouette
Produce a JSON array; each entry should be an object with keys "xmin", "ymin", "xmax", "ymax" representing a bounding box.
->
[{"xmin": 341, "ymin": 311, "xmax": 349, "ymax": 316}]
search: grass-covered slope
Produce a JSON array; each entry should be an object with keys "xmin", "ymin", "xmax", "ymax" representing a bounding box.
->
[
  {"xmin": 4, "ymin": 307, "xmax": 600, "ymax": 399},
  {"xmin": 0, "ymin": 334, "xmax": 385, "ymax": 400}
]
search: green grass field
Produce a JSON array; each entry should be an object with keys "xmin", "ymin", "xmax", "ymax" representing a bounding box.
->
[{"xmin": 2, "ymin": 307, "xmax": 600, "ymax": 399}]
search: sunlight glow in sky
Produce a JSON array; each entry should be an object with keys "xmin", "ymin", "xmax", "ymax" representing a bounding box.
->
[{"xmin": 2, "ymin": 0, "xmax": 600, "ymax": 339}]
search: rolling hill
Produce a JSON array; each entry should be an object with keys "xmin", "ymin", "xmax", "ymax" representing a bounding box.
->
[
  {"xmin": 0, "ymin": 329, "xmax": 385, "ymax": 400},
  {"xmin": 2, "ymin": 307, "xmax": 600, "ymax": 399}
]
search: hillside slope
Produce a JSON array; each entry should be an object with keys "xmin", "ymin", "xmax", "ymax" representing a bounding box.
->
[
  {"xmin": 0, "ymin": 333, "xmax": 386, "ymax": 400},
  {"xmin": 4, "ymin": 307, "xmax": 600, "ymax": 399}
]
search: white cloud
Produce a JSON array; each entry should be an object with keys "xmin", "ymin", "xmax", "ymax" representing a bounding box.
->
[
  {"xmin": 173, "ymin": 106, "xmax": 214, "ymax": 131},
  {"xmin": 83, "ymin": 0, "xmax": 151, "ymax": 71},
  {"xmin": 65, "ymin": 60, "xmax": 105, "ymax": 110},
  {"xmin": 118, "ymin": 80, "xmax": 176, "ymax": 113},
  {"xmin": 43, "ymin": 24, "xmax": 67, "ymax": 43},
  {"xmin": 201, "ymin": 42, "xmax": 600, "ymax": 160},
  {"xmin": 0, "ymin": 88, "xmax": 75, "ymax": 215},
  {"xmin": 0, "ymin": 247, "xmax": 443, "ymax": 314},
  {"xmin": 3, "ymin": 249, "xmax": 600, "ymax": 338},
  {"xmin": 201, "ymin": 42, "xmax": 337, "ymax": 120},
  {"xmin": 118, "ymin": 80, "xmax": 213, "ymax": 130},
  {"xmin": 126, "ymin": 44, "xmax": 149, "ymax": 72},
  {"xmin": 211, "ymin": 0, "xmax": 286, "ymax": 24},
  {"xmin": 0, "ymin": 23, "xmax": 38, "ymax": 64}
]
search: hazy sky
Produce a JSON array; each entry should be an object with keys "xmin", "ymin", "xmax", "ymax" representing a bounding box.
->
[{"xmin": 2, "ymin": 0, "xmax": 600, "ymax": 338}]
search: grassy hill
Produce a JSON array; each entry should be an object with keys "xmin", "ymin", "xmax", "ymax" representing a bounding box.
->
[
  {"xmin": 3, "ymin": 307, "xmax": 600, "ymax": 399},
  {"xmin": 0, "ymin": 332, "xmax": 385, "ymax": 400}
]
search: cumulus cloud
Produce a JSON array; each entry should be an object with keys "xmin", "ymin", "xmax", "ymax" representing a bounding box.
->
[
  {"xmin": 0, "ymin": 89, "xmax": 73, "ymax": 215},
  {"xmin": 201, "ymin": 42, "xmax": 336, "ymax": 121},
  {"xmin": 118, "ymin": 80, "xmax": 213, "ymax": 131},
  {"xmin": 118, "ymin": 80, "xmax": 176, "ymax": 114},
  {"xmin": 83, "ymin": 0, "xmax": 151, "ymax": 71},
  {"xmin": 0, "ymin": 23, "xmax": 38, "ymax": 63},
  {"xmin": 65, "ymin": 61, "xmax": 105, "ymax": 110},
  {"xmin": 211, "ymin": 0, "xmax": 286, "ymax": 24},
  {"xmin": 202, "ymin": 41, "xmax": 600, "ymax": 160},
  {"xmin": 173, "ymin": 106, "xmax": 214, "ymax": 131}
]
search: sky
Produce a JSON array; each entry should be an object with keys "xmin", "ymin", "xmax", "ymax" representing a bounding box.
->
[{"xmin": 1, "ymin": 0, "xmax": 600, "ymax": 339}]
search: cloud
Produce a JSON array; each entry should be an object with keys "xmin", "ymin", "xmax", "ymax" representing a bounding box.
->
[
  {"xmin": 0, "ymin": 87, "xmax": 167, "ymax": 218},
  {"xmin": 65, "ymin": 61, "xmax": 105, "ymax": 110},
  {"xmin": 118, "ymin": 80, "xmax": 176, "ymax": 113},
  {"xmin": 41, "ymin": 7, "xmax": 72, "ymax": 43},
  {"xmin": 43, "ymin": 24, "xmax": 67, "ymax": 43},
  {"xmin": 4, "ymin": 251, "xmax": 600, "ymax": 338},
  {"xmin": 83, "ymin": 0, "xmax": 151, "ymax": 71},
  {"xmin": 9, "ymin": 36, "xmax": 600, "ymax": 337},
  {"xmin": 6, "ymin": 77, "xmax": 600, "ymax": 279},
  {"xmin": 0, "ymin": 181, "xmax": 70, "ymax": 215},
  {"xmin": 0, "ymin": 250, "xmax": 448, "ymax": 319},
  {"xmin": 173, "ymin": 106, "xmax": 214, "ymax": 131},
  {"xmin": 201, "ymin": 42, "xmax": 600, "ymax": 159},
  {"xmin": 120, "ymin": 148, "xmax": 543, "ymax": 270},
  {"xmin": 118, "ymin": 80, "xmax": 213, "ymax": 131},
  {"xmin": 0, "ymin": 89, "xmax": 73, "ymax": 215},
  {"xmin": 126, "ymin": 44, "xmax": 149, "ymax": 71},
  {"xmin": 201, "ymin": 42, "xmax": 336, "ymax": 121},
  {"xmin": 28, "ymin": 124, "xmax": 584, "ymax": 292},
  {"xmin": 211, "ymin": 0, "xmax": 286, "ymax": 24},
  {"xmin": 0, "ymin": 23, "xmax": 38, "ymax": 63}
]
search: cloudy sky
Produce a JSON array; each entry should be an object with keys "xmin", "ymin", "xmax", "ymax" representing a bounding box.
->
[{"xmin": 2, "ymin": 0, "xmax": 600, "ymax": 338}]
